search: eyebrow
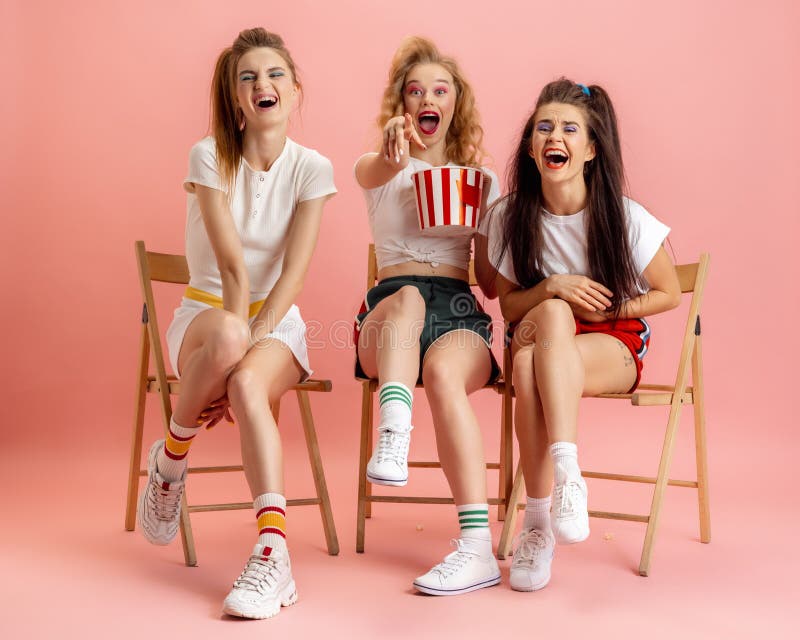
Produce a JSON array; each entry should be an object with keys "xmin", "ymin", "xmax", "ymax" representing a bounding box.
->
[
  {"xmin": 405, "ymin": 78, "xmax": 452, "ymax": 86},
  {"xmin": 536, "ymin": 119, "xmax": 581, "ymax": 127},
  {"xmin": 238, "ymin": 66, "xmax": 286, "ymax": 74}
]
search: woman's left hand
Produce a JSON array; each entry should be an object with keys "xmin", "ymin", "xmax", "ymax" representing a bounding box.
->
[{"xmin": 197, "ymin": 395, "xmax": 234, "ymax": 430}]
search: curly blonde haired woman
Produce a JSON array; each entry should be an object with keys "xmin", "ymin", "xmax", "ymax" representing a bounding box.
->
[{"xmin": 353, "ymin": 37, "xmax": 502, "ymax": 595}]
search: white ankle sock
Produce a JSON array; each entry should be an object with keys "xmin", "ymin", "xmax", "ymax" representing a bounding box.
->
[
  {"xmin": 549, "ymin": 441, "xmax": 581, "ymax": 479},
  {"xmin": 156, "ymin": 416, "xmax": 199, "ymax": 482},
  {"xmin": 378, "ymin": 382, "xmax": 413, "ymax": 430},
  {"xmin": 458, "ymin": 503, "xmax": 492, "ymax": 554},
  {"xmin": 523, "ymin": 496, "xmax": 552, "ymax": 531}
]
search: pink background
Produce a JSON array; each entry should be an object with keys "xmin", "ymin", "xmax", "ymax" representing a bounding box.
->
[{"xmin": 2, "ymin": 0, "xmax": 798, "ymax": 637}]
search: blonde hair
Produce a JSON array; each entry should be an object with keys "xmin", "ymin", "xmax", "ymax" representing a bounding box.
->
[
  {"xmin": 377, "ymin": 36, "xmax": 485, "ymax": 168},
  {"xmin": 210, "ymin": 28, "xmax": 300, "ymax": 193}
]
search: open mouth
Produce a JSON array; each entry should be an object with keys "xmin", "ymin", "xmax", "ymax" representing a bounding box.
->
[
  {"xmin": 253, "ymin": 94, "xmax": 278, "ymax": 110},
  {"xmin": 544, "ymin": 148, "xmax": 568, "ymax": 169},
  {"xmin": 418, "ymin": 111, "xmax": 440, "ymax": 135}
]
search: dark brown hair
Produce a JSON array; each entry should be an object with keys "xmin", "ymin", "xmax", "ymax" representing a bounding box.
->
[
  {"xmin": 500, "ymin": 78, "xmax": 641, "ymax": 313},
  {"xmin": 210, "ymin": 28, "xmax": 300, "ymax": 193}
]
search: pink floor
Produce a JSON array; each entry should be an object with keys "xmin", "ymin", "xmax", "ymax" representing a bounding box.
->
[{"xmin": 2, "ymin": 391, "xmax": 796, "ymax": 640}]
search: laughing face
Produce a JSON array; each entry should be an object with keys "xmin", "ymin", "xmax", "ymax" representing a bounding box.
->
[
  {"xmin": 402, "ymin": 63, "xmax": 456, "ymax": 151},
  {"xmin": 530, "ymin": 102, "xmax": 596, "ymax": 186},
  {"xmin": 236, "ymin": 47, "xmax": 298, "ymax": 130}
]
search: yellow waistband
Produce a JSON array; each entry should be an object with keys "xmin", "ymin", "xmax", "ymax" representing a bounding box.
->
[{"xmin": 184, "ymin": 286, "xmax": 264, "ymax": 318}]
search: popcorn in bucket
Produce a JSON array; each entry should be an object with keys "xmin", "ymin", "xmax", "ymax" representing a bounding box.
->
[{"xmin": 411, "ymin": 166, "xmax": 485, "ymax": 236}]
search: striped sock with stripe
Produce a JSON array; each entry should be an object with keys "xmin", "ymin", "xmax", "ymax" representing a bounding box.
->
[
  {"xmin": 457, "ymin": 503, "xmax": 492, "ymax": 553},
  {"xmin": 378, "ymin": 382, "xmax": 413, "ymax": 430},
  {"xmin": 254, "ymin": 493, "xmax": 288, "ymax": 555},
  {"xmin": 156, "ymin": 416, "xmax": 201, "ymax": 482}
]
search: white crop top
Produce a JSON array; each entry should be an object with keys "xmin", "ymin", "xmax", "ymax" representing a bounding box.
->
[
  {"xmin": 487, "ymin": 196, "xmax": 670, "ymax": 292},
  {"xmin": 183, "ymin": 136, "xmax": 336, "ymax": 300},
  {"xmin": 357, "ymin": 153, "xmax": 501, "ymax": 271}
]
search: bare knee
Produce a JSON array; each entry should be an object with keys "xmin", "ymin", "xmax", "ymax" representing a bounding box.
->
[
  {"xmin": 517, "ymin": 299, "xmax": 575, "ymax": 343},
  {"xmin": 226, "ymin": 364, "xmax": 263, "ymax": 409},
  {"xmin": 205, "ymin": 315, "xmax": 249, "ymax": 372},
  {"xmin": 422, "ymin": 355, "xmax": 464, "ymax": 394}
]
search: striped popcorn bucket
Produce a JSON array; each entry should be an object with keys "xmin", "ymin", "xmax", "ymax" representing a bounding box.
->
[{"xmin": 411, "ymin": 166, "xmax": 485, "ymax": 236}]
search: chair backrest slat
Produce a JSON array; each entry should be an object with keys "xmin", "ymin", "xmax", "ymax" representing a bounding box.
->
[
  {"xmin": 146, "ymin": 251, "xmax": 190, "ymax": 285},
  {"xmin": 675, "ymin": 262, "xmax": 699, "ymax": 294}
]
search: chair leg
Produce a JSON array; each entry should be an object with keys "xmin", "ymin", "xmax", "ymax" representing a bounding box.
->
[
  {"xmin": 638, "ymin": 401, "xmax": 685, "ymax": 577},
  {"xmin": 497, "ymin": 463, "xmax": 525, "ymax": 559},
  {"xmin": 179, "ymin": 493, "xmax": 197, "ymax": 567},
  {"xmin": 356, "ymin": 381, "xmax": 374, "ymax": 553},
  {"xmin": 497, "ymin": 383, "xmax": 514, "ymax": 521},
  {"xmin": 296, "ymin": 389, "xmax": 339, "ymax": 556},
  {"xmin": 692, "ymin": 338, "xmax": 711, "ymax": 543},
  {"xmin": 126, "ymin": 325, "xmax": 150, "ymax": 531}
]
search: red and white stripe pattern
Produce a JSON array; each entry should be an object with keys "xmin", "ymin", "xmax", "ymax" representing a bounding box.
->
[
  {"xmin": 412, "ymin": 166, "xmax": 485, "ymax": 235},
  {"xmin": 254, "ymin": 492, "xmax": 288, "ymax": 554}
]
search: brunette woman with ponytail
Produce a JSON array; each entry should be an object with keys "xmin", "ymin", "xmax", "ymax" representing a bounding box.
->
[
  {"xmin": 136, "ymin": 28, "xmax": 336, "ymax": 619},
  {"xmin": 484, "ymin": 79, "xmax": 680, "ymax": 591}
]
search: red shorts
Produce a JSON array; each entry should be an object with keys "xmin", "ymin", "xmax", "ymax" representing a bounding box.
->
[
  {"xmin": 575, "ymin": 317, "xmax": 651, "ymax": 391},
  {"xmin": 508, "ymin": 317, "xmax": 651, "ymax": 392}
]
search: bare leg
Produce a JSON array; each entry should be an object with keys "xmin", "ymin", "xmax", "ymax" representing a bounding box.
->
[
  {"xmin": 226, "ymin": 340, "xmax": 304, "ymax": 497},
  {"xmin": 173, "ymin": 309, "xmax": 250, "ymax": 426},
  {"xmin": 422, "ymin": 331, "xmax": 492, "ymax": 505},
  {"xmin": 357, "ymin": 285, "xmax": 425, "ymax": 389}
]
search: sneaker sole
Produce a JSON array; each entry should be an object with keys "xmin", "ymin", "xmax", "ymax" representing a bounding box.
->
[
  {"xmin": 223, "ymin": 583, "xmax": 298, "ymax": 619},
  {"xmin": 136, "ymin": 440, "xmax": 178, "ymax": 546},
  {"xmin": 510, "ymin": 572, "xmax": 551, "ymax": 592},
  {"xmin": 413, "ymin": 574, "xmax": 501, "ymax": 596},
  {"xmin": 366, "ymin": 472, "xmax": 408, "ymax": 487},
  {"xmin": 553, "ymin": 527, "xmax": 590, "ymax": 545}
]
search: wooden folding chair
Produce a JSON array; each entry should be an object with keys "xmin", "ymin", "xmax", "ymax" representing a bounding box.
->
[
  {"xmin": 497, "ymin": 254, "xmax": 710, "ymax": 576},
  {"xmin": 124, "ymin": 240, "xmax": 339, "ymax": 566},
  {"xmin": 356, "ymin": 244, "xmax": 513, "ymax": 552}
]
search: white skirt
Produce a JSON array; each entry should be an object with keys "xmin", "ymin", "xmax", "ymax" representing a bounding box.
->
[{"xmin": 165, "ymin": 298, "xmax": 312, "ymax": 380}]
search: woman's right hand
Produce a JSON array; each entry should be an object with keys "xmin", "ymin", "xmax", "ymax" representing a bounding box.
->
[
  {"xmin": 382, "ymin": 113, "xmax": 426, "ymax": 166},
  {"xmin": 547, "ymin": 274, "xmax": 613, "ymax": 312}
]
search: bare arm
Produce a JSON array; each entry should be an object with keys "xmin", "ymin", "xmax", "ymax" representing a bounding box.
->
[
  {"xmin": 613, "ymin": 246, "xmax": 681, "ymax": 318},
  {"xmin": 195, "ymin": 184, "xmax": 249, "ymax": 320},
  {"xmin": 354, "ymin": 114, "xmax": 426, "ymax": 189},
  {"xmin": 250, "ymin": 194, "xmax": 332, "ymax": 339},
  {"xmin": 473, "ymin": 233, "xmax": 498, "ymax": 299}
]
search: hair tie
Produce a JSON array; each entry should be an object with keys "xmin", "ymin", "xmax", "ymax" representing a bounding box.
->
[{"xmin": 577, "ymin": 83, "xmax": 591, "ymax": 97}]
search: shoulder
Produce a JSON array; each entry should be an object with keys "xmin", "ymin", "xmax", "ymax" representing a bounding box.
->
[
  {"xmin": 286, "ymin": 138, "xmax": 333, "ymax": 174},
  {"xmin": 189, "ymin": 136, "xmax": 218, "ymax": 162}
]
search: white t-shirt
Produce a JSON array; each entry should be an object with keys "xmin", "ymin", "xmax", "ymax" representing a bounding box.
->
[
  {"xmin": 487, "ymin": 196, "xmax": 669, "ymax": 291},
  {"xmin": 183, "ymin": 136, "xmax": 336, "ymax": 299},
  {"xmin": 358, "ymin": 153, "xmax": 501, "ymax": 271}
]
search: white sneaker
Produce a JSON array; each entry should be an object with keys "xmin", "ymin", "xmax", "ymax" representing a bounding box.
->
[
  {"xmin": 222, "ymin": 544, "xmax": 298, "ymax": 619},
  {"xmin": 413, "ymin": 538, "xmax": 501, "ymax": 596},
  {"xmin": 366, "ymin": 424, "xmax": 412, "ymax": 486},
  {"xmin": 137, "ymin": 439, "xmax": 185, "ymax": 545},
  {"xmin": 551, "ymin": 463, "xmax": 590, "ymax": 544},
  {"xmin": 510, "ymin": 528, "xmax": 555, "ymax": 591}
]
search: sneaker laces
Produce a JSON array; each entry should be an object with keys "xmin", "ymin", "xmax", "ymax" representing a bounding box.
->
[
  {"xmin": 513, "ymin": 529, "xmax": 550, "ymax": 568},
  {"xmin": 146, "ymin": 481, "xmax": 182, "ymax": 521},
  {"xmin": 554, "ymin": 478, "xmax": 584, "ymax": 521},
  {"xmin": 232, "ymin": 555, "xmax": 282, "ymax": 595},
  {"xmin": 374, "ymin": 426, "xmax": 410, "ymax": 464},
  {"xmin": 430, "ymin": 539, "xmax": 480, "ymax": 579}
]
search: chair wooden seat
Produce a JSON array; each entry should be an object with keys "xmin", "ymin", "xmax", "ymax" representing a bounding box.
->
[
  {"xmin": 124, "ymin": 241, "xmax": 339, "ymax": 566},
  {"xmin": 497, "ymin": 254, "xmax": 711, "ymax": 576}
]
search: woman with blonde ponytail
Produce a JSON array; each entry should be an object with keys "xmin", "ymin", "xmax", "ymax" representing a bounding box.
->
[
  {"xmin": 354, "ymin": 36, "xmax": 503, "ymax": 596},
  {"xmin": 136, "ymin": 28, "xmax": 336, "ymax": 619}
]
